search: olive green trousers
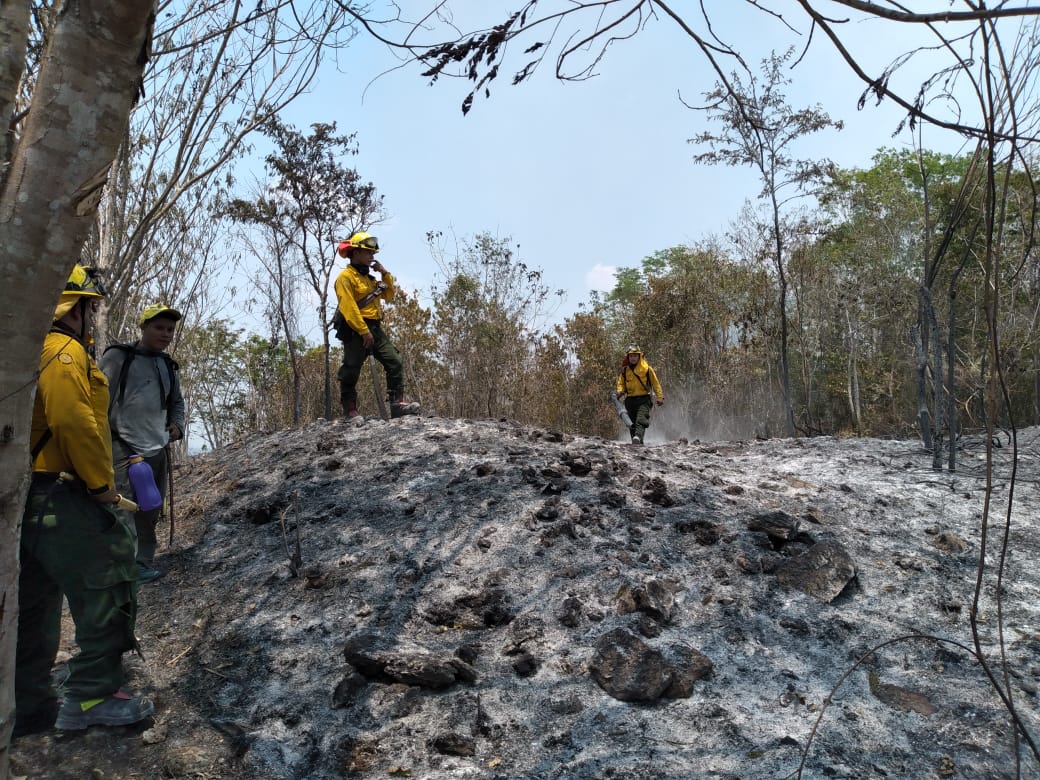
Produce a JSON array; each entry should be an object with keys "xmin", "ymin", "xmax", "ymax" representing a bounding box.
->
[{"xmin": 16, "ymin": 478, "xmax": 139, "ymax": 713}]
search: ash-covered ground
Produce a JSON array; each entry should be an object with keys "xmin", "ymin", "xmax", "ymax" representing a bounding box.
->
[{"xmin": 12, "ymin": 416, "xmax": 1040, "ymax": 779}]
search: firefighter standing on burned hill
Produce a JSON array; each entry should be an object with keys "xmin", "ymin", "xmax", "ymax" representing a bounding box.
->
[
  {"xmin": 615, "ymin": 344, "xmax": 664, "ymax": 445},
  {"xmin": 333, "ymin": 231, "xmax": 420, "ymax": 420}
]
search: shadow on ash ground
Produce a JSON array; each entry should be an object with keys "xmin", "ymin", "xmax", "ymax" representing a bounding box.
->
[{"xmin": 11, "ymin": 416, "xmax": 1040, "ymax": 779}]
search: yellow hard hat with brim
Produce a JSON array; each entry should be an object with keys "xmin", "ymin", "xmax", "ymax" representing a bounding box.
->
[
  {"xmin": 339, "ymin": 232, "xmax": 379, "ymax": 257},
  {"xmin": 65, "ymin": 264, "xmax": 106, "ymax": 298},
  {"xmin": 54, "ymin": 265, "xmax": 106, "ymax": 320}
]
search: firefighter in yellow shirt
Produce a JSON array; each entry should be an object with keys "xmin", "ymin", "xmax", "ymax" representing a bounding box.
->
[
  {"xmin": 333, "ymin": 232, "xmax": 420, "ymax": 419},
  {"xmin": 614, "ymin": 344, "xmax": 664, "ymax": 445},
  {"xmin": 14, "ymin": 265, "xmax": 153, "ymax": 737}
]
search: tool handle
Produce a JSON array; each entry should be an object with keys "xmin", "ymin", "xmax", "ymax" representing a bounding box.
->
[
  {"xmin": 57, "ymin": 472, "xmax": 139, "ymax": 511},
  {"xmin": 116, "ymin": 494, "xmax": 140, "ymax": 512}
]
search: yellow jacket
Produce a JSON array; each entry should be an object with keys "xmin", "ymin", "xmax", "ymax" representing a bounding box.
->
[
  {"xmin": 334, "ymin": 264, "xmax": 396, "ymax": 337},
  {"xmin": 30, "ymin": 330, "xmax": 116, "ymax": 495},
  {"xmin": 615, "ymin": 355, "xmax": 664, "ymax": 401}
]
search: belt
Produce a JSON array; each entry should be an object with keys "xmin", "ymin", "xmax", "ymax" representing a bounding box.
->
[
  {"xmin": 30, "ymin": 472, "xmax": 79, "ymax": 490},
  {"xmin": 31, "ymin": 471, "xmax": 62, "ymax": 484}
]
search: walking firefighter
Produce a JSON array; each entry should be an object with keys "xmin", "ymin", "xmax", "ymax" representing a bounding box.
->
[{"xmin": 613, "ymin": 344, "xmax": 664, "ymax": 445}]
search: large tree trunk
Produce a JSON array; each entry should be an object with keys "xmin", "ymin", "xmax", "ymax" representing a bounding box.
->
[
  {"xmin": 0, "ymin": 3, "xmax": 155, "ymax": 771},
  {"xmin": 0, "ymin": 2, "xmax": 29, "ymax": 172}
]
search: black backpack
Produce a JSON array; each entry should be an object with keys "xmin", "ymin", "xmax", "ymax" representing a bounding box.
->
[{"xmin": 103, "ymin": 343, "xmax": 180, "ymax": 407}]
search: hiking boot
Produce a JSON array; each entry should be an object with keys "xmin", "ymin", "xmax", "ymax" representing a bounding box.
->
[
  {"xmin": 389, "ymin": 391, "xmax": 420, "ymax": 418},
  {"xmin": 344, "ymin": 400, "xmax": 360, "ymax": 419},
  {"xmin": 13, "ymin": 698, "xmax": 59, "ymax": 739},
  {"xmin": 631, "ymin": 435, "xmax": 643, "ymax": 446},
  {"xmin": 137, "ymin": 563, "xmax": 163, "ymax": 583},
  {"xmin": 55, "ymin": 691, "xmax": 154, "ymax": 730},
  {"xmin": 390, "ymin": 401, "xmax": 420, "ymax": 418}
]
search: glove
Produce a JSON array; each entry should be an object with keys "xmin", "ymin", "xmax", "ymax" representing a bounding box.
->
[{"xmin": 656, "ymin": 398, "xmax": 664, "ymax": 406}]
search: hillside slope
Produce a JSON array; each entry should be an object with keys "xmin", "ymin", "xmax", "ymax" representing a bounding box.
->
[{"xmin": 12, "ymin": 417, "xmax": 1040, "ymax": 779}]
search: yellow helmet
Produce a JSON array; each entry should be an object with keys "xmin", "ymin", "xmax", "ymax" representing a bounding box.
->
[
  {"xmin": 64, "ymin": 264, "xmax": 107, "ymax": 298},
  {"xmin": 337, "ymin": 232, "xmax": 380, "ymax": 258},
  {"xmin": 625, "ymin": 344, "xmax": 642, "ymax": 355},
  {"xmin": 54, "ymin": 264, "xmax": 106, "ymax": 321}
]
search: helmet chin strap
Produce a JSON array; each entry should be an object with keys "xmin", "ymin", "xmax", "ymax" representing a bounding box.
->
[{"xmin": 77, "ymin": 297, "xmax": 91, "ymax": 342}]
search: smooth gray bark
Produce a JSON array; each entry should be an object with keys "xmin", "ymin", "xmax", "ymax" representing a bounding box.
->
[{"xmin": 0, "ymin": 3, "xmax": 155, "ymax": 773}]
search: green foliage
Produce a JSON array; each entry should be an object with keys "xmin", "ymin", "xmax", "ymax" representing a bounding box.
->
[
  {"xmin": 604, "ymin": 266, "xmax": 644, "ymax": 306},
  {"xmin": 176, "ymin": 141, "xmax": 1040, "ymax": 446},
  {"xmin": 380, "ymin": 289, "xmax": 441, "ymax": 412},
  {"xmin": 430, "ymin": 232, "xmax": 564, "ymax": 420},
  {"xmin": 560, "ymin": 312, "xmax": 617, "ymax": 438},
  {"xmin": 810, "ymin": 147, "xmax": 1025, "ymax": 437},
  {"xmin": 176, "ymin": 320, "xmax": 252, "ymax": 450},
  {"xmin": 690, "ymin": 48, "xmax": 843, "ymax": 200},
  {"xmin": 526, "ymin": 332, "xmax": 571, "ymax": 430},
  {"xmin": 690, "ymin": 47, "xmax": 845, "ymax": 436},
  {"xmin": 223, "ymin": 116, "xmax": 387, "ymax": 419}
]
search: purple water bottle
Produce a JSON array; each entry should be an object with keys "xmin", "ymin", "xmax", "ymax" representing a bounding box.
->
[{"xmin": 127, "ymin": 454, "xmax": 162, "ymax": 512}]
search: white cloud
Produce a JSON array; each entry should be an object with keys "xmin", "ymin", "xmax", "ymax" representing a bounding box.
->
[{"xmin": 585, "ymin": 263, "xmax": 617, "ymax": 292}]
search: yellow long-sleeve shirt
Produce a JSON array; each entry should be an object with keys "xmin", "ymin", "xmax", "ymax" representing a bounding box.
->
[
  {"xmin": 334, "ymin": 264, "xmax": 396, "ymax": 337},
  {"xmin": 615, "ymin": 356, "xmax": 664, "ymax": 401},
  {"xmin": 30, "ymin": 330, "xmax": 116, "ymax": 495}
]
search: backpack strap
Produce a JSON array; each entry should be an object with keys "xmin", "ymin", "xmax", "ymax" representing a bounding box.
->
[
  {"xmin": 157, "ymin": 352, "xmax": 179, "ymax": 411},
  {"xmin": 30, "ymin": 429, "xmax": 52, "ymax": 465},
  {"xmin": 31, "ymin": 330, "xmax": 85, "ymax": 466},
  {"xmin": 103, "ymin": 343, "xmax": 136, "ymax": 405},
  {"xmin": 104, "ymin": 342, "xmax": 179, "ymax": 407},
  {"xmin": 622, "ymin": 364, "xmax": 649, "ymax": 393}
]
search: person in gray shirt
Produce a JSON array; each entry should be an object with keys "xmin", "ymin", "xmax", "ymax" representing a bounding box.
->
[{"xmin": 100, "ymin": 304, "xmax": 185, "ymax": 582}]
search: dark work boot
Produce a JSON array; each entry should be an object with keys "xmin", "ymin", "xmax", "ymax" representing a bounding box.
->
[
  {"xmin": 344, "ymin": 399, "xmax": 361, "ymax": 420},
  {"xmin": 389, "ymin": 389, "xmax": 419, "ymax": 418},
  {"xmin": 55, "ymin": 691, "xmax": 154, "ymax": 730},
  {"xmin": 13, "ymin": 698, "xmax": 60, "ymax": 739}
]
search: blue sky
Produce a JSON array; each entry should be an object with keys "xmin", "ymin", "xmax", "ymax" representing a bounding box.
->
[{"xmin": 251, "ymin": 3, "xmax": 977, "ymax": 336}]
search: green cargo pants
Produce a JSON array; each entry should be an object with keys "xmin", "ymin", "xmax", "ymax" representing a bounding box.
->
[
  {"xmin": 625, "ymin": 394, "xmax": 654, "ymax": 441},
  {"xmin": 16, "ymin": 477, "xmax": 139, "ymax": 713},
  {"xmin": 337, "ymin": 319, "xmax": 405, "ymax": 408}
]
